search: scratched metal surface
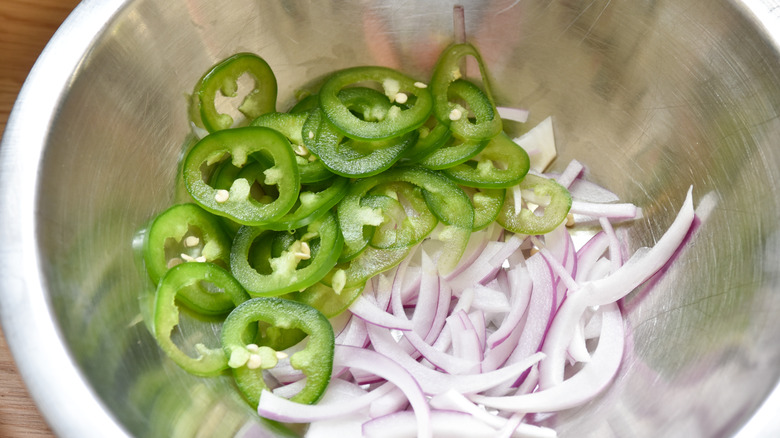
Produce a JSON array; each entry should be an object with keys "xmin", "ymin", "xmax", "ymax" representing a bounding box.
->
[{"xmin": 1, "ymin": 0, "xmax": 779, "ymax": 437}]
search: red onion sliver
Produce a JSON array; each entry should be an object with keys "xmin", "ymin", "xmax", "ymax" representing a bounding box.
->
[
  {"xmin": 513, "ymin": 116, "xmax": 556, "ymax": 173},
  {"xmin": 471, "ymin": 303, "xmax": 624, "ymax": 412},
  {"xmin": 349, "ymin": 295, "xmax": 414, "ymax": 331},
  {"xmin": 403, "ymin": 321, "xmax": 480, "ymax": 374},
  {"xmin": 569, "ymin": 200, "xmax": 639, "ymax": 219},
  {"xmin": 574, "ymin": 231, "xmax": 609, "ymax": 282},
  {"xmin": 598, "ymin": 216, "xmax": 623, "ymax": 273},
  {"xmin": 363, "ymin": 410, "xmax": 502, "ymax": 438},
  {"xmin": 552, "ymin": 159, "xmax": 584, "ymax": 189},
  {"xmin": 487, "ymin": 266, "xmax": 532, "ymax": 348},
  {"xmin": 411, "ymin": 250, "xmax": 440, "ymax": 337},
  {"xmin": 334, "ymin": 313, "xmax": 369, "ymax": 348},
  {"xmin": 503, "ymin": 254, "xmax": 555, "ymax": 376},
  {"xmin": 586, "ymin": 186, "xmax": 694, "ymax": 306},
  {"xmin": 368, "ymin": 323, "xmax": 544, "ymax": 395},
  {"xmin": 260, "ymin": 378, "xmax": 380, "ymax": 422},
  {"xmin": 429, "ymin": 389, "xmax": 558, "ymax": 438},
  {"xmin": 567, "ymin": 178, "xmax": 620, "ymax": 203},
  {"xmin": 339, "ymin": 345, "xmax": 431, "ymax": 438},
  {"xmin": 497, "ymin": 106, "xmax": 530, "ymax": 123}
]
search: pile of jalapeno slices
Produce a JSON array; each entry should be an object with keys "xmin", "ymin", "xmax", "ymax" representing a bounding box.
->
[{"xmin": 139, "ymin": 43, "xmax": 573, "ymax": 410}]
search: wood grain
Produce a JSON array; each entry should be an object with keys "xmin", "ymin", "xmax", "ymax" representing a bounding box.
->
[{"xmin": 1, "ymin": 0, "xmax": 82, "ymax": 436}]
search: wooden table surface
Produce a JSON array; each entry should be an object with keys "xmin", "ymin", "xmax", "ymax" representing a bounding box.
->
[{"xmin": 1, "ymin": 0, "xmax": 82, "ymax": 436}]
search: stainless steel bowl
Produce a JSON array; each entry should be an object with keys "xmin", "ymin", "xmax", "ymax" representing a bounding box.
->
[{"xmin": 2, "ymin": 0, "xmax": 780, "ymax": 436}]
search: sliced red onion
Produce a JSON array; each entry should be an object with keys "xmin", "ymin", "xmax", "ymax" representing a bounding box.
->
[
  {"xmin": 449, "ymin": 310, "xmax": 483, "ymax": 370},
  {"xmin": 569, "ymin": 200, "xmax": 639, "ymax": 220},
  {"xmin": 447, "ymin": 236, "xmax": 523, "ymax": 291},
  {"xmin": 497, "ymin": 106, "xmax": 530, "ymax": 123},
  {"xmin": 471, "ymin": 283, "xmax": 511, "ymax": 314},
  {"xmin": 411, "ymin": 250, "xmax": 440, "ymax": 336},
  {"xmin": 567, "ymin": 178, "xmax": 620, "ymax": 203},
  {"xmin": 513, "ymin": 116, "xmax": 556, "ymax": 173},
  {"xmin": 482, "ymin": 315, "xmax": 525, "ymax": 373},
  {"xmin": 585, "ymin": 186, "xmax": 694, "ymax": 306},
  {"xmin": 515, "ymin": 363, "xmax": 540, "ymax": 396},
  {"xmin": 566, "ymin": 316, "xmax": 591, "ymax": 364},
  {"xmin": 293, "ymin": 413, "xmax": 368, "ymax": 438},
  {"xmin": 446, "ymin": 224, "xmax": 503, "ymax": 279},
  {"xmin": 363, "ymin": 410, "xmax": 503, "ymax": 438},
  {"xmin": 535, "ymin": 244, "xmax": 579, "ymax": 296},
  {"xmin": 552, "ymin": 159, "xmax": 584, "ymax": 189},
  {"xmin": 334, "ymin": 313, "xmax": 369, "ymax": 348},
  {"xmin": 340, "ymin": 345, "xmax": 432, "ymax": 437},
  {"xmin": 429, "ymin": 390, "xmax": 557, "ymax": 438},
  {"xmin": 471, "ymin": 303, "xmax": 624, "ymax": 412},
  {"xmin": 368, "ymin": 384, "xmax": 409, "ymax": 418},
  {"xmin": 503, "ymin": 254, "xmax": 555, "ymax": 378},
  {"xmin": 585, "ymin": 258, "xmax": 613, "ymax": 282},
  {"xmin": 468, "ymin": 310, "xmax": 487, "ymax": 355},
  {"xmin": 543, "ymin": 187, "xmax": 694, "ymax": 390},
  {"xmin": 288, "ymin": 182, "xmax": 694, "ymax": 436},
  {"xmin": 574, "ymin": 231, "xmax": 609, "ymax": 282},
  {"xmin": 598, "ymin": 216, "xmax": 623, "ymax": 272},
  {"xmin": 487, "ymin": 266, "xmax": 532, "ymax": 348},
  {"xmin": 425, "ymin": 280, "xmax": 452, "ymax": 345},
  {"xmin": 262, "ymin": 377, "xmax": 377, "ymax": 422},
  {"xmin": 402, "ymin": 320, "xmax": 481, "ymax": 374},
  {"xmin": 497, "ymin": 414, "xmax": 525, "ymax": 438},
  {"xmin": 349, "ymin": 295, "xmax": 414, "ymax": 331},
  {"xmin": 368, "ymin": 322, "xmax": 544, "ymax": 395}
]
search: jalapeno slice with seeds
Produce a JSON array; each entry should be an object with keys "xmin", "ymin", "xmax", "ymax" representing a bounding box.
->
[
  {"xmin": 143, "ymin": 203, "xmax": 232, "ymax": 285},
  {"xmin": 221, "ymin": 297, "xmax": 334, "ymax": 408},
  {"xmin": 153, "ymin": 262, "xmax": 250, "ymax": 376},
  {"xmin": 318, "ymin": 66, "xmax": 433, "ymax": 140},
  {"xmin": 183, "ymin": 126, "xmax": 300, "ymax": 226},
  {"xmin": 230, "ymin": 211, "xmax": 343, "ymax": 296},
  {"xmin": 192, "ymin": 52, "xmax": 277, "ymax": 133}
]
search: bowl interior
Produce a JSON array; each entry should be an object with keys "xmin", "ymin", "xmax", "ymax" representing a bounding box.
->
[{"xmin": 26, "ymin": 0, "xmax": 780, "ymax": 436}]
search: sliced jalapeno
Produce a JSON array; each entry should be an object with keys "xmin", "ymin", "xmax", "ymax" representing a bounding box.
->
[
  {"xmin": 497, "ymin": 174, "xmax": 572, "ymax": 235},
  {"xmin": 222, "ymin": 297, "xmax": 334, "ymax": 408},
  {"xmin": 319, "ymin": 66, "xmax": 433, "ymax": 140},
  {"xmin": 250, "ymin": 111, "xmax": 334, "ymax": 183},
  {"xmin": 230, "ymin": 211, "xmax": 343, "ymax": 296},
  {"xmin": 431, "ymin": 44, "xmax": 502, "ymax": 141},
  {"xmin": 143, "ymin": 203, "xmax": 232, "ymax": 285},
  {"xmin": 192, "ymin": 53, "xmax": 277, "ymax": 133},
  {"xmin": 153, "ymin": 262, "xmax": 250, "ymax": 376},
  {"xmin": 183, "ymin": 126, "xmax": 300, "ymax": 226},
  {"xmin": 443, "ymin": 132, "xmax": 530, "ymax": 188}
]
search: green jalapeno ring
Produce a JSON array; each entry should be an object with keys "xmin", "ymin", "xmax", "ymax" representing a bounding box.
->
[
  {"xmin": 443, "ymin": 132, "xmax": 531, "ymax": 188},
  {"xmin": 194, "ymin": 53, "xmax": 278, "ymax": 133},
  {"xmin": 431, "ymin": 43, "xmax": 502, "ymax": 141},
  {"xmin": 250, "ymin": 111, "xmax": 334, "ymax": 183},
  {"xmin": 143, "ymin": 203, "xmax": 233, "ymax": 286},
  {"xmin": 400, "ymin": 117, "xmax": 452, "ymax": 164},
  {"xmin": 463, "ymin": 186, "xmax": 506, "ymax": 231},
  {"xmin": 497, "ymin": 174, "xmax": 573, "ymax": 235},
  {"xmin": 152, "ymin": 262, "xmax": 250, "ymax": 377},
  {"xmin": 417, "ymin": 132, "xmax": 489, "ymax": 170},
  {"xmin": 286, "ymin": 282, "xmax": 365, "ymax": 318},
  {"xmin": 303, "ymin": 108, "xmax": 418, "ymax": 178},
  {"xmin": 363, "ymin": 181, "xmax": 439, "ymax": 250},
  {"xmin": 230, "ymin": 212, "xmax": 343, "ymax": 297},
  {"xmin": 263, "ymin": 176, "xmax": 349, "ymax": 231},
  {"xmin": 221, "ymin": 297, "xmax": 335, "ymax": 408},
  {"xmin": 183, "ymin": 126, "xmax": 300, "ymax": 226},
  {"xmin": 318, "ymin": 66, "xmax": 433, "ymax": 140},
  {"xmin": 337, "ymin": 166, "xmax": 473, "ymax": 275}
]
